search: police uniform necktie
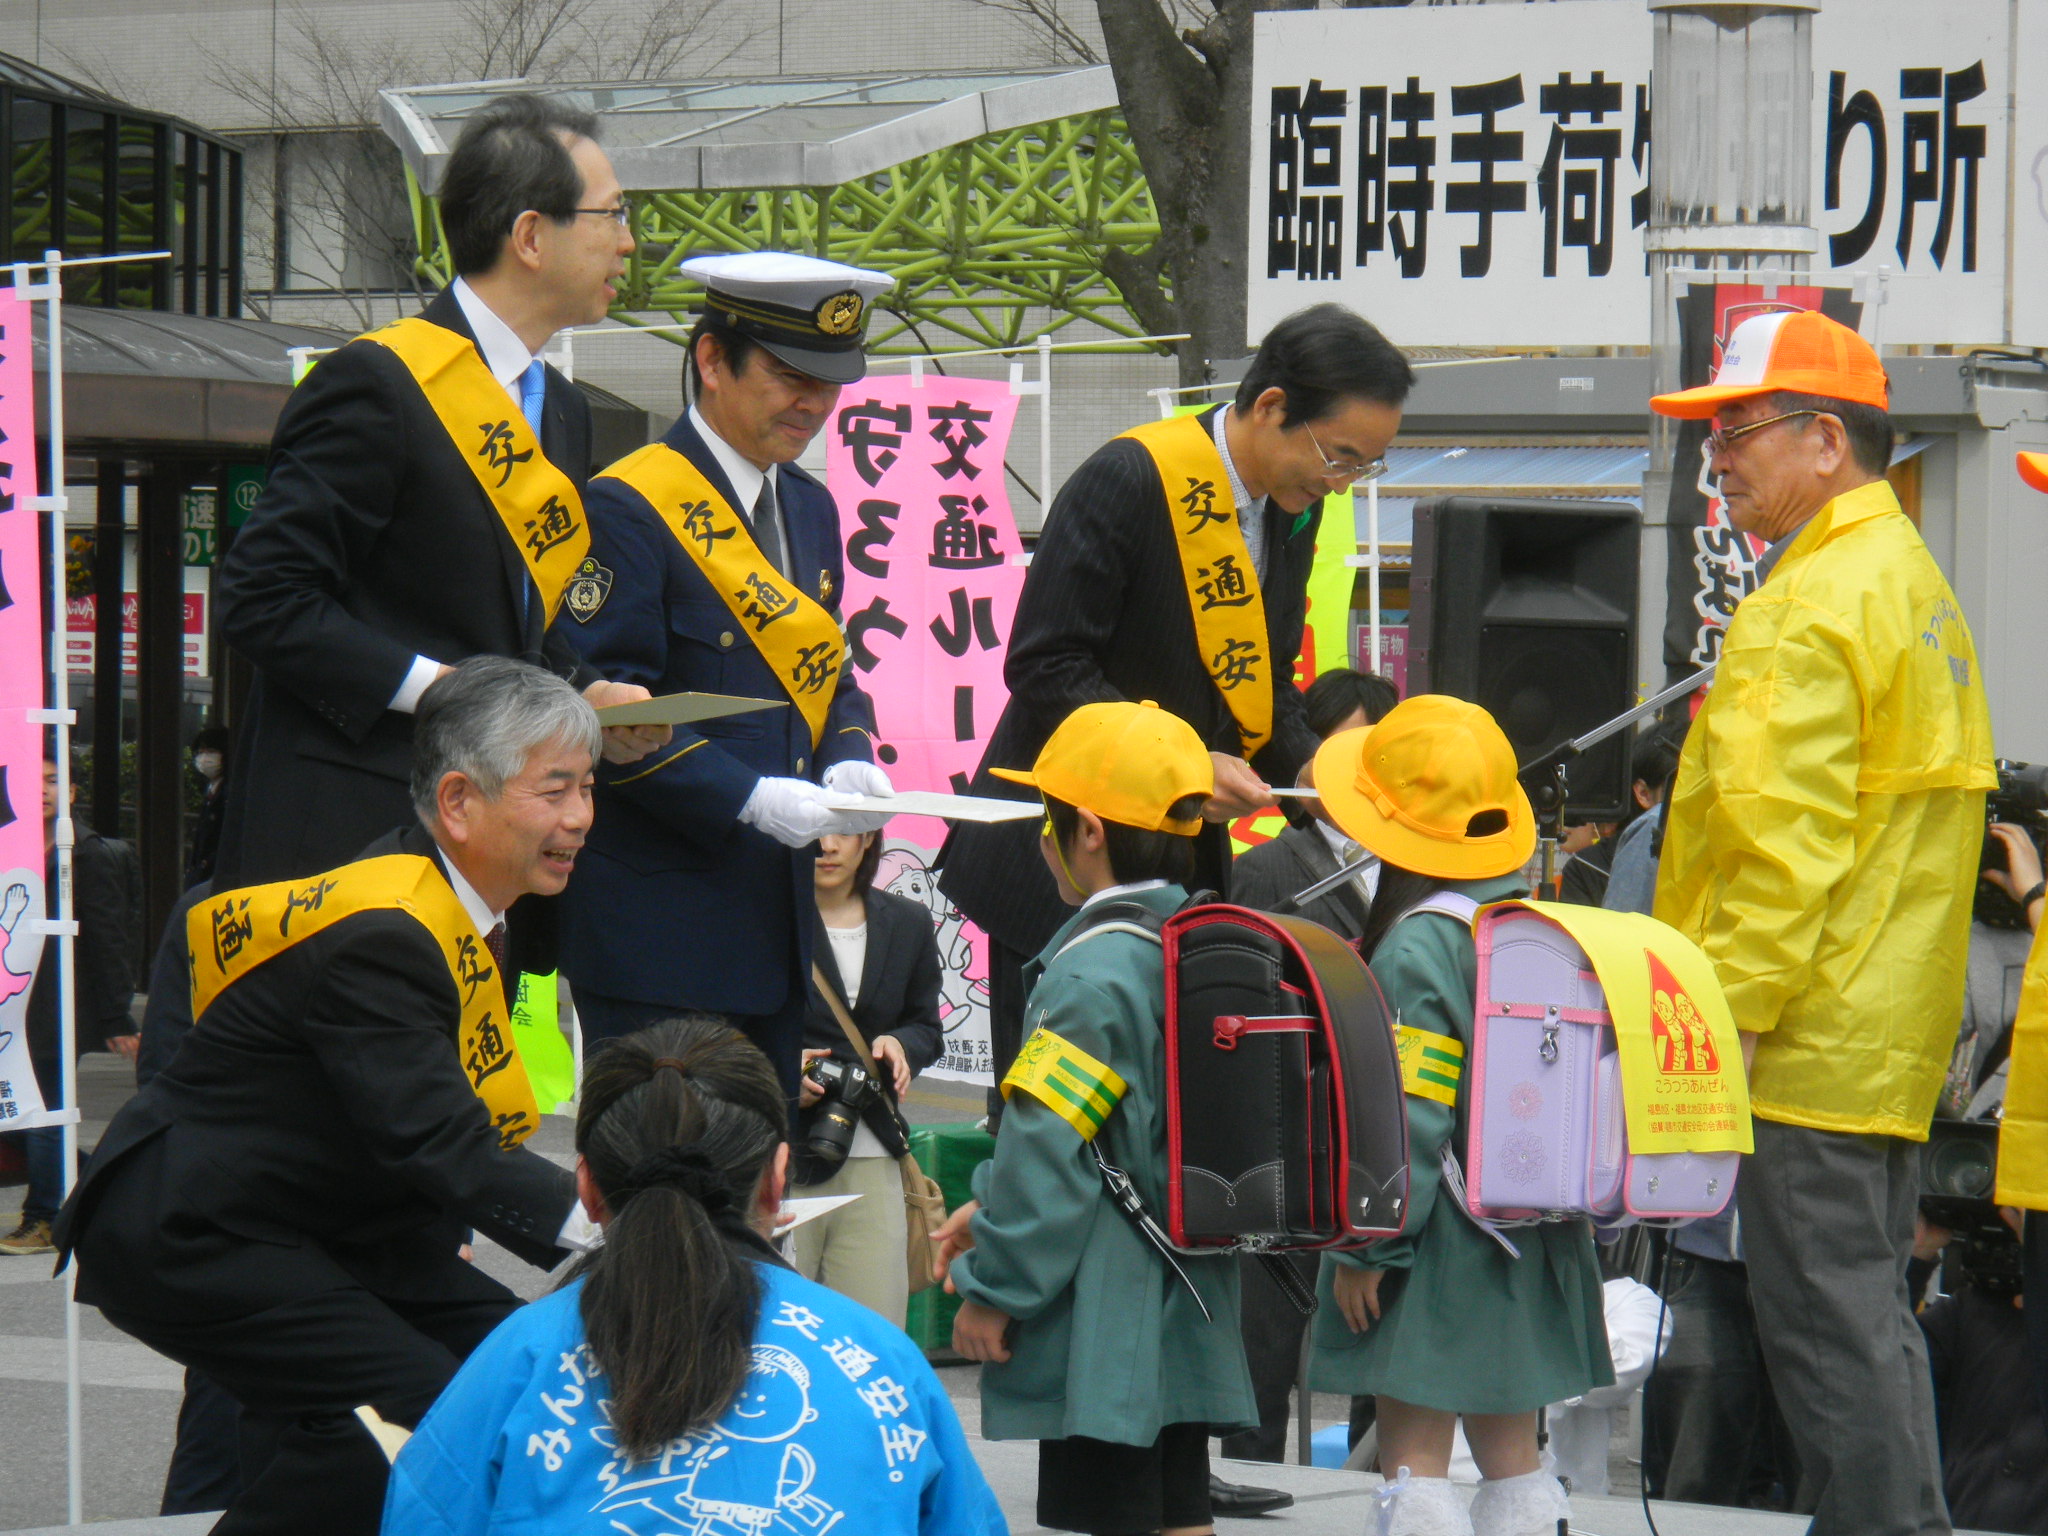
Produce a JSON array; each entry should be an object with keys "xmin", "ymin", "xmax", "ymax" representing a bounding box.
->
[{"xmin": 751, "ymin": 472, "xmax": 785, "ymax": 575}]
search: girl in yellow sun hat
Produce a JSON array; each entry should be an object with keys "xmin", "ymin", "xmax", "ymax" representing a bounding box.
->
[{"xmin": 1305, "ymin": 695, "xmax": 1612, "ymax": 1536}]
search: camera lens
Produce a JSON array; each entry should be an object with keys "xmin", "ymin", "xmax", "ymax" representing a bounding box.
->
[{"xmin": 1926, "ymin": 1135, "xmax": 1995, "ymax": 1200}]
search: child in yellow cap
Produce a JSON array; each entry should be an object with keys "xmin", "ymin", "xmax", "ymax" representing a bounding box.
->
[
  {"xmin": 937, "ymin": 700, "xmax": 1256, "ymax": 1536},
  {"xmin": 1306, "ymin": 695, "xmax": 1613, "ymax": 1536}
]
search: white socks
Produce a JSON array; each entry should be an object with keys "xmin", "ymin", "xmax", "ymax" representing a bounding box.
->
[
  {"xmin": 1467, "ymin": 1469, "xmax": 1571, "ymax": 1536},
  {"xmin": 1386, "ymin": 1475, "xmax": 1474, "ymax": 1536}
]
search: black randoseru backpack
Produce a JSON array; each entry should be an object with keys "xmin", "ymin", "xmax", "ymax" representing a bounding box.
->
[{"xmin": 1055, "ymin": 895, "xmax": 1410, "ymax": 1317}]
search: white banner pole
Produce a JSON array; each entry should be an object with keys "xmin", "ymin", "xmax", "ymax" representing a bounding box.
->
[
  {"xmin": 1367, "ymin": 477, "xmax": 1382, "ymax": 676},
  {"xmin": 40, "ymin": 245, "xmax": 84, "ymax": 1528},
  {"xmin": 1037, "ymin": 334, "xmax": 1052, "ymax": 519}
]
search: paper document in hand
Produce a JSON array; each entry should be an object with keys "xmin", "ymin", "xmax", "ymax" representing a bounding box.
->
[
  {"xmin": 779, "ymin": 1193, "xmax": 863, "ymax": 1230},
  {"xmin": 1268, "ymin": 786, "xmax": 1322, "ymax": 799},
  {"xmin": 592, "ymin": 691, "xmax": 786, "ymax": 727},
  {"xmin": 819, "ymin": 790, "xmax": 1042, "ymax": 823}
]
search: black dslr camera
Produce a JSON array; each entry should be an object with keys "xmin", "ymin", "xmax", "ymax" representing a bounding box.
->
[
  {"xmin": 1975, "ymin": 759, "xmax": 2048, "ymax": 927},
  {"xmin": 801, "ymin": 1056, "xmax": 884, "ymax": 1179}
]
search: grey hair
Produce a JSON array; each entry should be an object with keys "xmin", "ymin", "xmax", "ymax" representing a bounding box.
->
[{"xmin": 410, "ymin": 656, "xmax": 603, "ymax": 820}]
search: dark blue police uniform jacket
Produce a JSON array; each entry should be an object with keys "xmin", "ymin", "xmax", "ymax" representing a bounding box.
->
[{"xmin": 557, "ymin": 413, "xmax": 877, "ymax": 1019}]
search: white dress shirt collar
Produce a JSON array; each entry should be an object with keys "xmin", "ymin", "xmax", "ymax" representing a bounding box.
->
[
  {"xmin": 450, "ymin": 277, "xmax": 543, "ymax": 394},
  {"xmin": 689, "ymin": 403, "xmax": 769, "ymax": 513},
  {"xmin": 1079, "ymin": 878, "xmax": 1169, "ymax": 912},
  {"xmin": 433, "ymin": 843, "xmax": 505, "ymax": 936},
  {"xmin": 1212, "ymin": 405, "xmax": 1266, "ymax": 579}
]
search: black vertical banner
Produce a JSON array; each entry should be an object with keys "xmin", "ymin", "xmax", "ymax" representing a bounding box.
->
[{"xmin": 1660, "ymin": 284, "xmax": 1863, "ymax": 681}]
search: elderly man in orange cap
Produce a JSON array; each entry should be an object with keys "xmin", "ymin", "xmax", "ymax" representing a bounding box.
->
[{"xmin": 1651, "ymin": 310, "xmax": 1996, "ymax": 1536}]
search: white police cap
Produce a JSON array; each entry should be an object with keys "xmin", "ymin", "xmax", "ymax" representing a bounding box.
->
[{"xmin": 682, "ymin": 251, "xmax": 893, "ymax": 385}]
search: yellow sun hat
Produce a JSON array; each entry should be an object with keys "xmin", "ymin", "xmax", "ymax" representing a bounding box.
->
[
  {"xmin": 990, "ymin": 700, "xmax": 1213, "ymax": 833},
  {"xmin": 1313, "ymin": 694, "xmax": 1536, "ymax": 880}
]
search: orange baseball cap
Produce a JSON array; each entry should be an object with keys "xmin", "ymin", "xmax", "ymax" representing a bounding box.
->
[
  {"xmin": 1650, "ymin": 310, "xmax": 1888, "ymax": 419},
  {"xmin": 1314, "ymin": 695, "xmax": 1535, "ymax": 881},
  {"xmin": 991, "ymin": 700, "xmax": 1213, "ymax": 834},
  {"xmin": 2020, "ymin": 453, "xmax": 2048, "ymax": 494}
]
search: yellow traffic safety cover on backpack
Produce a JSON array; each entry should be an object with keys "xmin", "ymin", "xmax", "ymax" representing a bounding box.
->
[{"xmin": 1488, "ymin": 900, "xmax": 1753, "ymax": 1156}]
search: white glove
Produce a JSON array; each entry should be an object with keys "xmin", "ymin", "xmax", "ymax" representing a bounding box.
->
[
  {"xmin": 824, "ymin": 760, "xmax": 894, "ymax": 799},
  {"xmin": 821, "ymin": 761, "xmax": 895, "ymax": 832},
  {"xmin": 740, "ymin": 776, "xmax": 868, "ymax": 848}
]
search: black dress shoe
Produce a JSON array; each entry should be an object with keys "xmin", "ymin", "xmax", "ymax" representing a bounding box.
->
[{"xmin": 1208, "ymin": 1472, "xmax": 1295, "ymax": 1517}]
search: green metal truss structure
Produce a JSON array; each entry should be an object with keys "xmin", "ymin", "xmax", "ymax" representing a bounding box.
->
[{"xmin": 404, "ymin": 109, "xmax": 1164, "ymax": 353}]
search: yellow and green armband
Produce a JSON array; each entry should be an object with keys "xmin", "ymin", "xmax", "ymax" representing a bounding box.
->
[
  {"xmin": 1001, "ymin": 1025, "xmax": 1128, "ymax": 1140},
  {"xmin": 1395, "ymin": 1022, "xmax": 1464, "ymax": 1107}
]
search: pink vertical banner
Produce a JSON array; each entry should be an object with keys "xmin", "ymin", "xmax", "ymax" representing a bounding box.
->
[
  {"xmin": 828, "ymin": 374, "xmax": 1024, "ymax": 1082},
  {"xmin": 0, "ymin": 291, "xmax": 50, "ymax": 1125}
]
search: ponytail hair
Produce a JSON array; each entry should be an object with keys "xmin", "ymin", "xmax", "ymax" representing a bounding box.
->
[{"xmin": 570, "ymin": 1017, "xmax": 788, "ymax": 1461}]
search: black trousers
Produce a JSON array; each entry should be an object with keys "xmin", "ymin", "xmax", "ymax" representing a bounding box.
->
[
  {"xmin": 986, "ymin": 938, "xmax": 1030, "ymax": 1125},
  {"xmin": 574, "ymin": 984, "xmax": 807, "ymax": 1102},
  {"xmin": 160, "ymin": 1370, "xmax": 244, "ymax": 1516},
  {"xmin": 1219, "ymin": 1252, "xmax": 1318, "ymax": 1462},
  {"xmin": 102, "ymin": 1274, "xmax": 516, "ymax": 1536},
  {"xmin": 1038, "ymin": 1423, "xmax": 1211, "ymax": 1535},
  {"xmin": 1640, "ymin": 1249, "xmax": 1800, "ymax": 1509}
]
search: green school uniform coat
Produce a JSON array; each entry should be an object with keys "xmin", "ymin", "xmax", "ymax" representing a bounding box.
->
[
  {"xmin": 1309, "ymin": 874, "xmax": 1614, "ymax": 1416},
  {"xmin": 950, "ymin": 883, "xmax": 1256, "ymax": 1445}
]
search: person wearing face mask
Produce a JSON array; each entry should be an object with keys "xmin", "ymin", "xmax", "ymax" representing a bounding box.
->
[
  {"xmin": 559, "ymin": 254, "xmax": 893, "ymax": 1097},
  {"xmin": 186, "ymin": 727, "xmax": 230, "ymax": 888}
]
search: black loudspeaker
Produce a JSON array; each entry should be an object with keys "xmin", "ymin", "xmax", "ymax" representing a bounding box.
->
[{"xmin": 1409, "ymin": 497, "xmax": 1641, "ymax": 820}]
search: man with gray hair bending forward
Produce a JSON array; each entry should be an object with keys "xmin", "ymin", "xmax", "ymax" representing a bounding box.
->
[{"xmin": 55, "ymin": 657, "xmax": 592, "ymax": 1536}]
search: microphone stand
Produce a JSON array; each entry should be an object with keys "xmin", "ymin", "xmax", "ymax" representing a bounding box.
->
[{"xmin": 1280, "ymin": 664, "xmax": 1718, "ymax": 913}]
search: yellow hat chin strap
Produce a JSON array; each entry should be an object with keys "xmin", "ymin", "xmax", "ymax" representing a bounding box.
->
[{"xmin": 1043, "ymin": 805, "xmax": 1086, "ymax": 898}]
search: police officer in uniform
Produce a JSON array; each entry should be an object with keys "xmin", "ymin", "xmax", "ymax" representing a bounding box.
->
[{"xmin": 561, "ymin": 254, "xmax": 894, "ymax": 1092}]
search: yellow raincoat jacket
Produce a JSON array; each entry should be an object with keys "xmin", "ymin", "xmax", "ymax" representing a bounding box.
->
[
  {"xmin": 1997, "ymin": 919, "xmax": 2048, "ymax": 1208},
  {"xmin": 1655, "ymin": 479, "xmax": 1996, "ymax": 1139}
]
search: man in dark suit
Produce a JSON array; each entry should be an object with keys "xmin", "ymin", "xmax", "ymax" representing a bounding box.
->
[
  {"xmin": 213, "ymin": 92, "xmax": 662, "ymax": 893},
  {"xmin": 56, "ymin": 659, "xmax": 594, "ymax": 1536},
  {"xmin": 940, "ymin": 303, "xmax": 1414, "ymax": 1101},
  {"xmin": 1227, "ymin": 666, "xmax": 1401, "ymax": 950},
  {"xmin": 559, "ymin": 253, "xmax": 891, "ymax": 1093}
]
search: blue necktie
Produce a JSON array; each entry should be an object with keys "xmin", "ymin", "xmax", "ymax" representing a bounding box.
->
[
  {"xmin": 515, "ymin": 360, "xmax": 546, "ymax": 632},
  {"xmin": 518, "ymin": 359, "xmax": 547, "ymax": 438}
]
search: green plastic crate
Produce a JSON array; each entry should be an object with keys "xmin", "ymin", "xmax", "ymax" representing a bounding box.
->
[{"xmin": 904, "ymin": 1122, "xmax": 995, "ymax": 1356}]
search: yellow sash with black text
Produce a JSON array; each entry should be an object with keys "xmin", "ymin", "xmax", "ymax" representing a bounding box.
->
[
  {"xmin": 358, "ymin": 317, "xmax": 588, "ymax": 626},
  {"xmin": 597, "ymin": 442, "xmax": 843, "ymax": 746},
  {"xmin": 1119, "ymin": 413, "xmax": 1273, "ymax": 758},
  {"xmin": 188, "ymin": 855, "xmax": 541, "ymax": 1150}
]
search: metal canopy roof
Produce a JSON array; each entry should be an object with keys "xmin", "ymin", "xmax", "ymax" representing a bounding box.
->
[{"xmin": 381, "ymin": 67, "xmax": 1120, "ymax": 193}]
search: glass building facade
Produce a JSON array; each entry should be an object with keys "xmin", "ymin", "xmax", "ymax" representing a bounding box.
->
[{"xmin": 1, "ymin": 54, "xmax": 241, "ymax": 314}]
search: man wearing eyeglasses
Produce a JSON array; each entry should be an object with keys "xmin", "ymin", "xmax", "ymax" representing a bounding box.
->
[
  {"xmin": 214, "ymin": 92, "xmax": 664, "ymax": 898},
  {"xmin": 1652, "ymin": 309, "xmax": 1995, "ymax": 1536},
  {"xmin": 941, "ymin": 292, "xmax": 1409, "ymax": 1161}
]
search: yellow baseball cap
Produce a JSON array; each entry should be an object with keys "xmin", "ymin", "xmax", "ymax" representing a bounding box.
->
[
  {"xmin": 991, "ymin": 700, "xmax": 1213, "ymax": 834},
  {"xmin": 2019, "ymin": 452, "xmax": 2048, "ymax": 494},
  {"xmin": 1314, "ymin": 694, "xmax": 1535, "ymax": 880},
  {"xmin": 1649, "ymin": 309, "xmax": 1888, "ymax": 419}
]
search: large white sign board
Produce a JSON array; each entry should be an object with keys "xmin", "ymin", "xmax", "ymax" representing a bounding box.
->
[{"xmin": 1249, "ymin": 0, "xmax": 2032, "ymax": 347}]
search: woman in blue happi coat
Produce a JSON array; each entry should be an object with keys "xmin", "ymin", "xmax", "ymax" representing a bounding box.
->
[{"xmin": 382, "ymin": 1018, "xmax": 1005, "ymax": 1536}]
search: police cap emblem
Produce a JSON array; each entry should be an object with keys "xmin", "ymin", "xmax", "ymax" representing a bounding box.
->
[
  {"xmin": 564, "ymin": 557, "xmax": 613, "ymax": 623},
  {"xmin": 814, "ymin": 291, "xmax": 864, "ymax": 337}
]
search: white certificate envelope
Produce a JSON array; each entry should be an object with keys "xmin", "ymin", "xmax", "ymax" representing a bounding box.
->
[
  {"xmin": 778, "ymin": 1193, "xmax": 863, "ymax": 1231},
  {"xmin": 592, "ymin": 691, "xmax": 786, "ymax": 727},
  {"xmin": 822, "ymin": 790, "xmax": 1042, "ymax": 823}
]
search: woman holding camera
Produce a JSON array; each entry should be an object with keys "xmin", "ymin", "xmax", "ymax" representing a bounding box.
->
[{"xmin": 794, "ymin": 831, "xmax": 945, "ymax": 1325}]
